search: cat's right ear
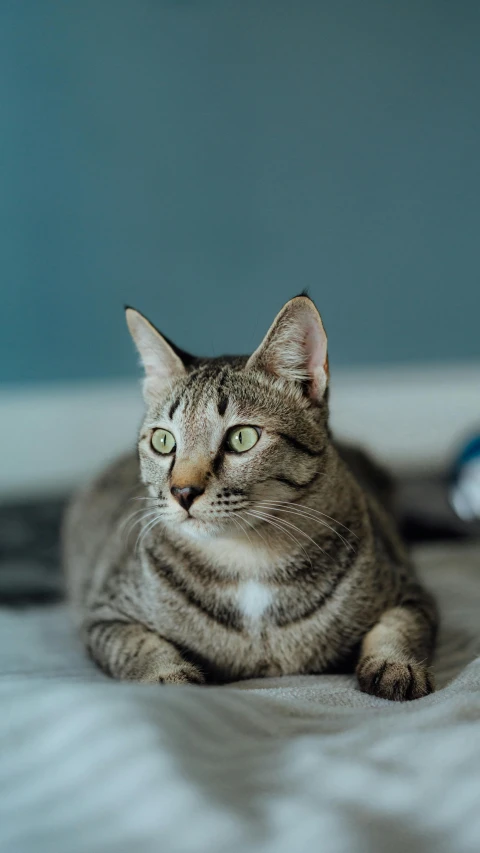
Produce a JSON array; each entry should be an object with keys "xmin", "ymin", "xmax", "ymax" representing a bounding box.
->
[
  {"xmin": 125, "ymin": 307, "xmax": 187, "ymax": 401},
  {"xmin": 245, "ymin": 296, "xmax": 329, "ymax": 401}
]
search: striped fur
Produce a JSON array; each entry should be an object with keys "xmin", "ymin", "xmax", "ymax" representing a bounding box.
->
[{"xmin": 63, "ymin": 297, "xmax": 438, "ymax": 699}]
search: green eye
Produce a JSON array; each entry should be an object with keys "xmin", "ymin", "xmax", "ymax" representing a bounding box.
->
[
  {"xmin": 151, "ymin": 428, "xmax": 176, "ymax": 454},
  {"xmin": 226, "ymin": 426, "xmax": 260, "ymax": 454}
]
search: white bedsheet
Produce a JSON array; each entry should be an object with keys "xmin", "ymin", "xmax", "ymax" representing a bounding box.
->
[{"xmin": 1, "ymin": 543, "xmax": 480, "ymax": 853}]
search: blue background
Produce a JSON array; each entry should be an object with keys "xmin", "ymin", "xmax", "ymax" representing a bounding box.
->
[{"xmin": 1, "ymin": 1, "xmax": 479, "ymax": 385}]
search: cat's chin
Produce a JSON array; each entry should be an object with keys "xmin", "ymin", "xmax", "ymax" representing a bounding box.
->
[{"xmin": 177, "ymin": 517, "xmax": 228, "ymax": 541}]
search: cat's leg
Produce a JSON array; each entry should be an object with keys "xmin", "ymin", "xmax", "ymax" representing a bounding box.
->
[
  {"xmin": 356, "ymin": 586, "xmax": 438, "ymax": 701},
  {"xmin": 86, "ymin": 619, "xmax": 204, "ymax": 684}
]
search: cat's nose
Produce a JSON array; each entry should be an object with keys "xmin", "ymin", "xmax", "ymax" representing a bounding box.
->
[{"xmin": 170, "ymin": 485, "xmax": 205, "ymax": 512}]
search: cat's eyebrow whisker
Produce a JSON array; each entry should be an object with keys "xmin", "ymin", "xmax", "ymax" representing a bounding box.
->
[
  {"xmin": 245, "ymin": 511, "xmax": 312, "ymax": 568},
  {"xmin": 257, "ymin": 502, "xmax": 355, "ymax": 552},
  {"xmin": 260, "ymin": 499, "xmax": 359, "ymax": 540},
  {"xmin": 249, "ymin": 509, "xmax": 330, "ymax": 561}
]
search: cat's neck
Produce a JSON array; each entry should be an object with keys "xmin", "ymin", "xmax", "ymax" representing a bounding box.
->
[
  {"xmin": 160, "ymin": 522, "xmax": 290, "ymax": 582},
  {"xmin": 150, "ymin": 447, "xmax": 364, "ymax": 583}
]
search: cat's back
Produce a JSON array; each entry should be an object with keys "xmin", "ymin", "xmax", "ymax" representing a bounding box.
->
[{"xmin": 62, "ymin": 452, "xmax": 143, "ymax": 605}]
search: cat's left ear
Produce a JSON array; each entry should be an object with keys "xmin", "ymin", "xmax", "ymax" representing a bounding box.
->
[
  {"xmin": 246, "ymin": 295, "xmax": 329, "ymax": 400},
  {"xmin": 126, "ymin": 307, "xmax": 191, "ymax": 401}
]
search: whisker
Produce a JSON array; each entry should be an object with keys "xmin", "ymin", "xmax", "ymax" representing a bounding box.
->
[
  {"xmin": 257, "ymin": 502, "xmax": 355, "ymax": 552},
  {"xmin": 245, "ymin": 511, "xmax": 312, "ymax": 567},
  {"xmin": 232, "ymin": 514, "xmax": 255, "ymax": 548},
  {"xmin": 230, "ymin": 516, "xmax": 242, "ymax": 536},
  {"xmin": 123, "ymin": 509, "xmax": 159, "ymax": 541},
  {"xmin": 247, "ymin": 511, "xmax": 313, "ymax": 568},
  {"xmin": 260, "ymin": 499, "xmax": 359, "ymax": 539},
  {"xmin": 249, "ymin": 509, "xmax": 330, "ymax": 561},
  {"xmin": 121, "ymin": 506, "xmax": 157, "ymax": 533},
  {"xmin": 135, "ymin": 513, "xmax": 162, "ymax": 555},
  {"xmin": 237, "ymin": 511, "xmax": 271, "ymax": 550},
  {"xmin": 122, "ymin": 506, "xmax": 157, "ymax": 522},
  {"xmin": 233, "ymin": 516, "xmax": 257, "ymax": 549}
]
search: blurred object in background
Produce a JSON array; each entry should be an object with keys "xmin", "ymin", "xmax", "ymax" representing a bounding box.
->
[
  {"xmin": 450, "ymin": 434, "xmax": 480, "ymax": 523},
  {"xmin": 0, "ymin": 498, "xmax": 64, "ymax": 606}
]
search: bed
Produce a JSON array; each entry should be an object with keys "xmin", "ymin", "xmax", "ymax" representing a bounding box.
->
[{"xmin": 1, "ymin": 542, "xmax": 480, "ymax": 853}]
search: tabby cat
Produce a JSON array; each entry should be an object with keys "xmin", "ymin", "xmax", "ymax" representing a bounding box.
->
[{"xmin": 63, "ymin": 295, "xmax": 438, "ymax": 700}]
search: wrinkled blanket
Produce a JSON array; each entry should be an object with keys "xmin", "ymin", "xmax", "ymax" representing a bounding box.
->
[{"xmin": 1, "ymin": 543, "xmax": 480, "ymax": 853}]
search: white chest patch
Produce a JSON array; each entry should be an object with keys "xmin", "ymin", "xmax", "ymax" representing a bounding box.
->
[{"xmin": 236, "ymin": 581, "xmax": 273, "ymax": 622}]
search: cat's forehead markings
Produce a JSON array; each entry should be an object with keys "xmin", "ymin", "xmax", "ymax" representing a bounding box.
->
[
  {"xmin": 174, "ymin": 381, "xmax": 240, "ymax": 427},
  {"xmin": 168, "ymin": 394, "xmax": 182, "ymax": 421},
  {"xmin": 166, "ymin": 393, "xmax": 187, "ymax": 423},
  {"xmin": 180, "ymin": 375, "xmax": 210, "ymax": 420},
  {"xmin": 215, "ymin": 368, "xmax": 230, "ymax": 417}
]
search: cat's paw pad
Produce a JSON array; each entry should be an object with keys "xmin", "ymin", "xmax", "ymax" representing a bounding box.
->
[{"xmin": 356, "ymin": 656, "xmax": 434, "ymax": 701}]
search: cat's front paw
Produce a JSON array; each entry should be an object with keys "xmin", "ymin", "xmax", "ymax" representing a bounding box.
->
[
  {"xmin": 141, "ymin": 661, "xmax": 205, "ymax": 685},
  {"xmin": 356, "ymin": 656, "xmax": 434, "ymax": 701}
]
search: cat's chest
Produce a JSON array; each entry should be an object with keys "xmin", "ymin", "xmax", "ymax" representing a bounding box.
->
[
  {"xmin": 150, "ymin": 564, "xmax": 344, "ymax": 680},
  {"xmin": 171, "ymin": 537, "xmax": 283, "ymax": 627},
  {"xmin": 145, "ymin": 543, "xmax": 340, "ymax": 677},
  {"xmin": 234, "ymin": 580, "xmax": 274, "ymax": 625}
]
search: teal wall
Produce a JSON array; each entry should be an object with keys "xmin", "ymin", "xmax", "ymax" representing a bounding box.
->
[{"xmin": 1, "ymin": 1, "xmax": 479, "ymax": 385}]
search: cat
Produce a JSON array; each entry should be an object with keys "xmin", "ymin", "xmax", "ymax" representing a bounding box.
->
[{"xmin": 63, "ymin": 295, "xmax": 438, "ymax": 700}]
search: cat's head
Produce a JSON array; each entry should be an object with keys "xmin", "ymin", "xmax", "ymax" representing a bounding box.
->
[{"xmin": 126, "ymin": 295, "xmax": 330, "ymax": 539}]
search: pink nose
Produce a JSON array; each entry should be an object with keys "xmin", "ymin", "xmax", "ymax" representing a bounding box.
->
[{"xmin": 170, "ymin": 485, "xmax": 204, "ymax": 511}]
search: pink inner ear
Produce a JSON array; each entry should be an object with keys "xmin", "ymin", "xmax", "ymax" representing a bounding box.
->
[
  {"xmin": 305, "ymin": 315, "xmax": 327, "ymax": 371},
  {"xmin": 303, "ymin": 313, "xmax": 328, "ymax": 397},
  {"xmin": 143, "ymin": 347, "xmax": 181, "ymax": 380},
  {"xmin": 143, "ymin": 353, "xmax": 165, "ymax": 376}
]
